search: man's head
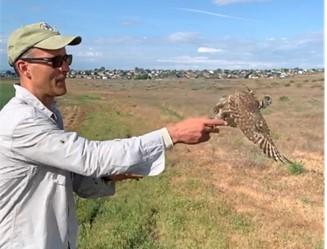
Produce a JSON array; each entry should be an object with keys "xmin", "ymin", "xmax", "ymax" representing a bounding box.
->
[
  {"xmin": 7, "ymin": 22, "xmax": 81, "ymax": 106},
  {"xmin": 8, "ymin": 22, "xmax": 81, "ymax": 67}
]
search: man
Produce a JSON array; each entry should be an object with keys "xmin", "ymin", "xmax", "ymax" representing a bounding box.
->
[{"xmin": 0, "ymin": 22, "xmax": 226, "ymax": 249}]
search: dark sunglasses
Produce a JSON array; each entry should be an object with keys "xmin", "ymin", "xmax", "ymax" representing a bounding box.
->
[{"xmin": 21, "ymin": 54, "xmax": 73, "ymax": 68}]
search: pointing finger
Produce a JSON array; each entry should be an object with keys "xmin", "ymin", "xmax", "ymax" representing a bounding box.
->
[
  {"xmin": 204, "ymin": 118, "xmax": 227, "ymax": 126},
  {"xmin": 204, "ymin": 125, "xmax": 220, "ymax": 133}
]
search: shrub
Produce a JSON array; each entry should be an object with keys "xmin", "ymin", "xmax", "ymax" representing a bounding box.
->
[
  {"xmin": 279, "ymin": 96, "xmax": 289, "ymax": 102},
  {"xmin": 287, "ymin": 161, "xmax": 305, "ymax": 175}
]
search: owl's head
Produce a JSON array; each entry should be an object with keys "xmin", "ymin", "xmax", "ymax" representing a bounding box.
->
[{"xmin": 260, "ymin": 95, "xmax": 272, "ymax": 109}]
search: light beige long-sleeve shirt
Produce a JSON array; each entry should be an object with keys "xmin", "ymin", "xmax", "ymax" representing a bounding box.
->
[{"xmin": 0, "ymin": 84, "xmax": 172, "ymax": 249}]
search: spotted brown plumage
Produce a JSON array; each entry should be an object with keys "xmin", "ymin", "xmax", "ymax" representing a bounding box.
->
[{"xmin": 212, "ymin": 88, "xmax": 292, "ymax": 164}]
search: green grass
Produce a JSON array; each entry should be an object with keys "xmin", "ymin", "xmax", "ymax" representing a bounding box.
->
[
  {"xmin": 0, "ymin": 83, "xmax": 15, "ymax": 109},
  {"xmin": 76, "ymin": 169, "xmax": 254, "ymax": 249},
  {"xmin": 67, "ymin": 94, "xmax": 133, "ymax": 140},
  {"xmin": 79, "ymin": 109, "xmax": 131, "ymax": 140},
  {"xmin": 78, "ymin": 94, "xmax": 101, "ymax": 102},
  {"xmin": 159, "ymin": 104, "xmax": 184, "ymax": 121},
  {"xmin": 59, "ymin": 93, "xmax": 101, "ymax": 106}
]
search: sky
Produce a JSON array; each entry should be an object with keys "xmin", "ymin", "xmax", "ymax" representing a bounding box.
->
[{"xmin": 0, "ymin": 0, "xmax": 324, "ymax": 70}]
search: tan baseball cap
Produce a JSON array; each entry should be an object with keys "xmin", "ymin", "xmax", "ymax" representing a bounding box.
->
[{"xmin": 7, "ymin": 22, "xmax": 81, "ymax": 66}]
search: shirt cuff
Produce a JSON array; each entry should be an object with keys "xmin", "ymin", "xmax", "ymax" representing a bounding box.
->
[{"xmin": 159, "ymin": 128, "xmax": 174, "ymax": 149}]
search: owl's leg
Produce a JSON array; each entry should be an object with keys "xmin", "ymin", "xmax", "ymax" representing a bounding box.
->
[{"xmin": 216, "ymin": 110, "xmax": 238, "ymax": 127}]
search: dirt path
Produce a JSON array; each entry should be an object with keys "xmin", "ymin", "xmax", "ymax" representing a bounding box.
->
[{"xmin": 61, "ymin": 105, "xmax": 85, "ymax": 130}]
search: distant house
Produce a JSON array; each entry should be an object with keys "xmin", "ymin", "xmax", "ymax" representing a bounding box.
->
[{"xmin": 62, "ymin": 67, "xmax": 323, "ymax": 81}]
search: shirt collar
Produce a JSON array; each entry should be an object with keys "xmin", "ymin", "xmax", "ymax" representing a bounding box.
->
[{"xmin": 14, "ymin": 84, "xmax": 58, "ymax": 121}]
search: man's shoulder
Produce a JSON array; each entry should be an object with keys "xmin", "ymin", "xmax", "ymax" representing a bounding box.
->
[
  {"xmin": 0, "ymin": 97, "xmax": 38, "ymax": 131},
  {"xmin": 1, "ymin": 96, "xmax": 37, "ymax": 116}
]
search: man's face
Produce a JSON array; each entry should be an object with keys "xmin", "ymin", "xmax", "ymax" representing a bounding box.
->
[{"xmin": 27, "ymin": 47, "xmax": 70, "ymax": 99}]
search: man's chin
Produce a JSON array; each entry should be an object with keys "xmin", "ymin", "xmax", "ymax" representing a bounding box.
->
[
  {"xmin": 53, "ymin": 86, "xmax": 67, "ymax": 96},
  {"xmin": 54, "ymin": 81, "xmax": 67, "ymax": 95},
  {"xmin": 57, "ymin": 88, "xmax": 67, "ymax": 96}
]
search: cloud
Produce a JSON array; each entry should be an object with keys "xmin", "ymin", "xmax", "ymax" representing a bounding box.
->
[
  {"xmin": 198, "ymin": 47, "xmax": 223, "ymax": 53},
  {"xmin": 213, "ymin": 0, "xmax": 269, "ymax": 5},
  {"xmin": 167, "ymin": 32, "xmax": 200, "ymax": 43},
  {"xmin": 0, "ymin": 35, "xmax": 7, "ymax": 56},
  {"xmin": 158, "ymin": 56, "xmax": 211, "ymax": 64},
  {"xmin": 93, "ymin": 36, "xmax": 146, "ymax": 45},
  {"xmin": 72, "ymin": 47, "xmax": 104, "ymax": 63},
  {"xmin": 65, "ymin": 32, "xmax": 323, "ymax": 70},
  {"xmin": 120, "ymin": 19, "xmax": 143, "ymax": 27},
  {"xmin": 77, "ymin": 51, "xmax": 103, "ymax": 57},
  {"xmin": 1, "ymin": 31, "xmax": 320, "ymax": 70},
  {"xmin": 0, "ymin": 34, "xmax": 8, "ymax": 44},
  {"xmin": 156, "ymin": 32, "xmax": 323, "ymax": 69},
  {"xmin": 156, "ymin": 56, "xmax": 276, "ymax": 70},
  {"xmin": 178, "ymin": 8, "xmax": 254, "ymax": 21},
  {"xmin": 157, "ymin": 55, "xmax": 274, "ymax": 69}
]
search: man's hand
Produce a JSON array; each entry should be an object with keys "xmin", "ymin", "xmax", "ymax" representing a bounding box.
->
[
  {"xmin": 167, "ymin": 117, "xmax": 227, "ymax": 144},
  {"xmin": 103, "ymin": 173, "xmax": 144, "ymax": 182}
]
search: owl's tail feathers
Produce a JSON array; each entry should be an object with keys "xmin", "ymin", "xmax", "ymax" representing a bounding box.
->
[
  {"xmin": 278, "ymin": 155, "xmax": 293, "ymax": 164},
  {"xmin": 269, "ymin": 144, "xmax": 293, "ymax": 164},
  {"xmin": 274, "ymin": 150, "xmax": 293, "ymax": 164}
]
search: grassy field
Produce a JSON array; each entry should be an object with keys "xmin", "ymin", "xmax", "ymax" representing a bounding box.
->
[
  {"xmin": 0, "ymin": 74, "xmax": 324, "ymax": 248},
  {"xmin": 0, "ymin": 80, "xmax": 15, "ymax": 109}
]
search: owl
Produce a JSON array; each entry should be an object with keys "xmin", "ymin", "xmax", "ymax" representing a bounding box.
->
[{"xmin": 211, "ymin": 87, "xmax": 292, "ymax": 164}]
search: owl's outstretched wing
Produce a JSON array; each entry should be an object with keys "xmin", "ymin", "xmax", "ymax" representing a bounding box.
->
[{"xmin": 229, "ymin": 90, "xmax": 291, "ymax": 164}]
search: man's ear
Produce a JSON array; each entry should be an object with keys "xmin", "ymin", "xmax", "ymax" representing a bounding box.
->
[{"xmin": 15, "ymin": 60, "xmax": 31, "ymax": 78}]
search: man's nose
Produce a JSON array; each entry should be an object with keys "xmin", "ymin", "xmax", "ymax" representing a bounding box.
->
[{"xmin": 59, "ymin": 60, "xmax": 70, "ymax": 72}]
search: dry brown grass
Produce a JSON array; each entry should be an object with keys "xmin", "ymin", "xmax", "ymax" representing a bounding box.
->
[{"xmin": 64, "ymin": 73, "xmax": 323, "ymax": 249}]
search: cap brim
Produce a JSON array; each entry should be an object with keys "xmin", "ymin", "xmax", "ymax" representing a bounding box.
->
[{"xmin": 34, "ymin": 35, "xmax": 81, "ymax": 50}]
